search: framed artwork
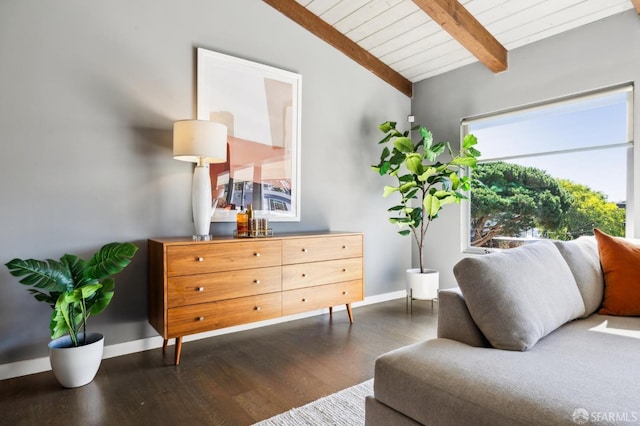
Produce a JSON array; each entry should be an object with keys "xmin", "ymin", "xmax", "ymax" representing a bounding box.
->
[{"xmin": 197, "ymin": 47, "xmax": 302, "ymax": 222}]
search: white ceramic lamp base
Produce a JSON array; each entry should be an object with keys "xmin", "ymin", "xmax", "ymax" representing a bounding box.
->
[{"xmin": 192, "ymin": 163, "xmax": 212, "ymax": 240}]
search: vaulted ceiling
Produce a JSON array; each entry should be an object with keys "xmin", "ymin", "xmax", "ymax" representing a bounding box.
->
[{"xmin": 264, "ymin": 0, "xmax": 640, "ymax": 97}]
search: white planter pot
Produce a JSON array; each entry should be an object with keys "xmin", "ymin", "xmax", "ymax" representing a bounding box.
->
[
  {"xmin": 48, "ymin": 332, "xmax": 104, "ymax": 388},
  {"xmin": 406, "ymin": 268, "xmax": 439, "ymax": 300}
]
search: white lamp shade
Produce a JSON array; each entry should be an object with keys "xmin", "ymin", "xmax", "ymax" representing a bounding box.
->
[{"xmin": 173, "ymin": 120, "xmax": 227, "ymax": 163}]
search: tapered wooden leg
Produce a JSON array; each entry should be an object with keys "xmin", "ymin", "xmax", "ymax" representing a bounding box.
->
[
  {"xmin": 329, "ymin": 306, "xmax": 333, "ymax": 317},
  {"xmin": 346, "ymin": 303, "xmax": 354, "ymax": 324},
  {"xmin": 174, "ymin": 337, "xmax": 183, "ymax": 366},
  {"xmin": 162, "ymin": 339, "xmax": 168, "ymax": 353}
]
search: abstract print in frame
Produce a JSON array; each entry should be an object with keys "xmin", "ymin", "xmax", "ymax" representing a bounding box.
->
[{"xmin": 197, "ymin": 47, "xmax": 302, "ymax": 222}]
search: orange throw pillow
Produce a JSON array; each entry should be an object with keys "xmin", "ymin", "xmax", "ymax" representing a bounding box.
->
[{"xmin": 594, "ymin": 228, "xmax": 640, "ymax": 316}]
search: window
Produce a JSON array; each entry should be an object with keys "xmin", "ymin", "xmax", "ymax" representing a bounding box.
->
[{"xmin": 462, "ymin": 84, "xmax": 634, "ymax": 251}]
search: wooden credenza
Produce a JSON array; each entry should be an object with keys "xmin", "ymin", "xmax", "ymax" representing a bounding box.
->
[{"xmin": 148, "ymin": 232, "xmax": 364, "ymax": 364}]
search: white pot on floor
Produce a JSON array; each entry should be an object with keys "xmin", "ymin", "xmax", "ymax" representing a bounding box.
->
[
  {"xmin": 406, "ymin": 268, "xmax": 439, "ymax": 300},
  {"xmin": 48, "ymin": 332, "xmax": 104, "ymax": 388}
]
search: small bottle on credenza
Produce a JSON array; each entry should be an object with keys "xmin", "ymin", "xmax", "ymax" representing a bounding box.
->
[
  {"xmin": 236, "ymin": 206, "xmax": 248, "ymax": 237},
  {"xmin": 246, "ymin": 204, "xmax": 254, "ymax": 235}
]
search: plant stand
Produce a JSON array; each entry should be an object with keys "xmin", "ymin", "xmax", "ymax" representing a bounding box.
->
[
  {"xmin": 406, "ymin": 268, "xmax": 439, "ymax": 313},
  {"xmin": 406, "ymin": 288, "xmax": 438, "ymax": 313}
]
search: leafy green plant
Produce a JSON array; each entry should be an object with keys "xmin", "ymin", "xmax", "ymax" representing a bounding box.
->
[
  {"xmin": 371, "ymin": 121, "xmax": 480, "ymax": 273},
  {"xmin": 5, "ymin": 242, "xmax": 138, "ymax": 346},
  {"xmin": 554, "ymin": 179, "xmax": 625, "ymax": 240},
  {"xmin": 470, "ymin": 162, "xmax": 572, "ymax": 247},
  {"xmin": 470, "ymin": 161, "xmax": 626, "ymax": 246}
]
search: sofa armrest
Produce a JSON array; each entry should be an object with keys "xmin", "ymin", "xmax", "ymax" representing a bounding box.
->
[{"xmin": 437, "ymin": 288, "xmax": 490, "ymax": 347}]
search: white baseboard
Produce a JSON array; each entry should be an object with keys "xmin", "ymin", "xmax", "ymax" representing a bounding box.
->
[{"xmin": 0, "ymin": 290, "xmax": 406, "ymax": 381}]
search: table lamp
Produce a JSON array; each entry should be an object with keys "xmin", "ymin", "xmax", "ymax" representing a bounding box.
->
[{"xmin": 173, "ymin": 120, "xmax": 228, "ymax": 240}]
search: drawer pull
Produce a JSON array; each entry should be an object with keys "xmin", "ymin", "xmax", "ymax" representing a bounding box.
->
[
  {"xmin": 302, "ymin": 298, "xmax": 308, "ymax": 302},
  {"xmin": 342, "ymin": 245, "xmax": 348, "ymax": 249},
  {"xmin": 254, "ymin": 279, "xmax": 261, "ymax": 284},
  {"xmin": 254, "ymin": 252, "xmax": 261, "ymax": 257},
  {"xmin": 301, "ymin": 248, "xmax": 308, "ymax": 253},
  {"xmin": 197, "ymin": 257, "xmax": 204, "ymax": 262},
  {"xmin": 343, "ymin": 291, "xmax": 348, "ymax": 295},
  {"xmin": 254, "ymin": 306, "xmax": 261, "ymax": 311},
  {"xmin": 302, "ymin": 273, "xmax": 307, "ymax": 278},
  {"xmin": 197, "ymin": 316, "xmax": 204, "ymax": 321},
  {"xmin": 342, "ymin": 268, "xmax": 348, "ymax": 272},
  {"xmin": 196, "ymin": 287, "xmax": 204, "ymax": 292}
]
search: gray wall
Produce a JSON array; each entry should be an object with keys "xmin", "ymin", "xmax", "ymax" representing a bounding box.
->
[
  {"xmin": 411, "ymin": 9, "xmax": 640, "ymax": 290},
  {"xmin": 0, "ymin": 0, "xmax": 410, "ymax": 364}
]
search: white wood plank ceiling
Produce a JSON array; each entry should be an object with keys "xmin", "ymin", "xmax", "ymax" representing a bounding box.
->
[{"xmin": 295, "ymin": 0, "xmax": 636, "ymax": 83}]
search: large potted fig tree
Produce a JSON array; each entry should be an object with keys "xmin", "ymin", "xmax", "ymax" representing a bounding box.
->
[
  {"xmin": 5, "ymin": 242, "xmax": 138, "ymax": 388},
  {"xmin": 371, "ymin": 121, "xmax": 480, "ymax": 303}
]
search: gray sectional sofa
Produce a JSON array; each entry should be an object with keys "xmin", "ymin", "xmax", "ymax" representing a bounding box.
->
[{"xmin": 366, "ymin": 237, "xmax": 640, "ymax": 425}]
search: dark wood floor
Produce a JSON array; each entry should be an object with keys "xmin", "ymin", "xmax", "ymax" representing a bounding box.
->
[{"xmin": 0, "ymin": 298, "xmax": 437, "ymax": 426}]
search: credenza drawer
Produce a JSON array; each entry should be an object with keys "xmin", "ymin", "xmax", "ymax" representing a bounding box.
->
[
  {"xmin": 282, "ymin": 257, "xmax": 363, "ymax": 290},
  {"xmin": 167, "ymin": 240, "xmax": 281, "ymax": 276},
  {"xmin": 167, "ymin": 293, "xmax": 282, "ymax": 337},
  {"xmin": 282, "ymin": 235, "xmax": 363, "ymax": 264},
  {"xmin": 167, "ymin": 266, "xmax": 282, "ymax": 307},
  {"xmin": 282, "ymin": 280, "xmax": 363, "ymax": 316}
]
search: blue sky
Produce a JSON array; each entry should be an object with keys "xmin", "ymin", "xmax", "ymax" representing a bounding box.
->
[{"xmin": 469, "ymin": 92, "xmax": 629, "ymax": 202}]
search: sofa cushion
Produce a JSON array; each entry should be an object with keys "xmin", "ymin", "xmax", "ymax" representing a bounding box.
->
[
  {"xmin": 453, "ymin": 240, "xmax": 585, "ymax": 351},
  {"xmin": 373, "ymin": 314, "xmax": 640, "ymax": 426},
  {"xmin": 553, "ymin": 237, "xmax": 603, "ymax": 317},
  {"xmin": 594, "ymin": 228, "xmax": 640, "ymax": 316}
]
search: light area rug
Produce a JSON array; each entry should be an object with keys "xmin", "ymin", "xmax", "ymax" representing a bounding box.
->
[{"xmin": 253, "ymin": 379, "xmax": 373, "ymax": 426}]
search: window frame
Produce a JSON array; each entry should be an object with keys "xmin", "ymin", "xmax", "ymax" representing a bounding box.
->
[{"xmin": 461, "ymin": 83, "xmax": 634, "ymax": 254}]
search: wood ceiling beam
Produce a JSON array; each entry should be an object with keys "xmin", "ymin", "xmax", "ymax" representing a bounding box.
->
[
  {"xmin": 632, "ymin": 0, "xmax": 640, "ymax": 14},
  {"xmin": 263, "ymin": 0, "xmax": 413, "ymax": 97},
  {"xmin": 412, "ymin": 0, "xmax": 508, "ymax": 73}
]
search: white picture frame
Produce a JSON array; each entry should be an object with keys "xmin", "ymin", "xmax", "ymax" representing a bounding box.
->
[{"xmin": 197, "ymin": 47, "xmax": 302, "ymax": 222}]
